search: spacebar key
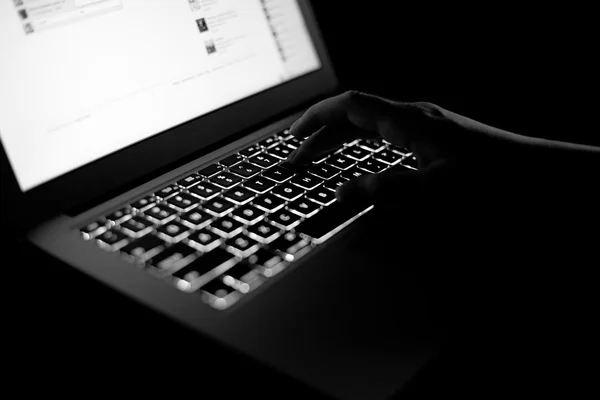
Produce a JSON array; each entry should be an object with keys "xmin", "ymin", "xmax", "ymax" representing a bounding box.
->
[{"xmin": 296, "ymin": 201, "xmax": 372, "ymax": 244}]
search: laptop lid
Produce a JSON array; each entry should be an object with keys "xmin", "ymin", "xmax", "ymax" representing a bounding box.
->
[{"xmin": 0, "ymin": 0, "xmax": 337, "ymax": 227}]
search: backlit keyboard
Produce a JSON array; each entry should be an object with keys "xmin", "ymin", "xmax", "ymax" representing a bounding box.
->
[{"xmin": 80, "ymin": 129, "xmax": 417, "ymax": 310}]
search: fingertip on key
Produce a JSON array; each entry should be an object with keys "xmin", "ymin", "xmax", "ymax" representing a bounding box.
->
[
  {"xmin": 287, "ymin": 149, "xmax": 299, "ymax": 164},
  {"xmin": 289, "ymin": 118, "xmax": 300, "ymax": 134}
]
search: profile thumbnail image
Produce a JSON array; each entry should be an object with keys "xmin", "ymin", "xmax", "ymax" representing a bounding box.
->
[
  {"xmin": 204, "ymin": 39, "xmax": 216, "ymax": 54},
  {"xmin": 196, "ymin": 18, "xmax": 208, "ymax": 33},
  {"xmin": 188, "ymin": 0, "xmax": 201, "ymax": 12},
  {"xmin": 18, "ymin": 9, "xmax": 28, "ymax": 20},
  {"xmin": 23, "ymin": 22, "xmax": 34, "ymax": 34}
]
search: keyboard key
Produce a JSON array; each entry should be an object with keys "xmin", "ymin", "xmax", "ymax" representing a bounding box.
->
[
  {"xmin": 232, "ymin": 204, "xmax": 264, "ymax": 224},
  {"xmin": 247, "ymin": 248, "xmax": 287, "ymax": 277},
  {"xmin": 244, "ymin": 176, "xmax": 276, "ymax": 194},
  {"xmin": 225, "ymin": 234, "xmax": 260, "ymax": 258},
  {"xmin": 166, "ymin": 193, "xmax": 200, "ymax": 211},
  {"xmin": 278, "ymin": 128, "xmax": 293, "ymax": 139},
  {"xmin": 272, "ymin": 182, "xmax": 304, "ymax": 201},
  {"xmin": 247, "ymin": 248, "xmax": 284, "ymax": 269},
  {"xmin": 202, "ymin": 198, "xmax": 235, "ymax": 217},
  {"xmin": 357, "ymin": 158, "xmax": 387, "ymax": 173},
  {"xmin": 82, "ymin": 219, "xmax": 108, "ymax": 236},
  {"xmin": 155, "ymin": 184, "xmax": 179, "ymax": 199},
  {"xmin": 121, "ymin": 234, "xmax": 165, "ymax": 261},
  {"xmin": 341, "ymin": 166, "xmax": 369, "ymax": 180},
  {"xmin": 224, "ymin": 187, "xmax": 255, "ymax": 205},
  {"xmin": 121, "ymin": 216, "xmax": 154, "ymax": 237},
  {"xmin": 341, "ymin": 145, "xmax": 371, "ymax": 161},
  {"xmin": 278, "ymin": 161, "xmax": 304, "ymax": 173},
  {"xmin": 97, "ymin": 229, "xmax": 129, "ymax": 251},
  {"xmin": 188, "ymin": 181, "xmax": 221, "ymax": 200},
  {"xmin": 222, "ymin": 263, "xmax": 261, "ymax": 290},
  {"xmin": 200, "ymin": 279, "xmax": 237, "ymax": 305},
  {"xmin": 290, "ymin": 173, "xmax": 324, "ymax": 190},
  {"xmin": 130, "ymin": 195, "xmax": 157, "ymax": 211},
  {"xmin": 211, "ymin": 216, "xmax": 244, "ymax": 238},
  {"xmin": 287, "ymin": 198, "xmax": 321, "ymax": 218},
  {"xmin": 402, "ymin": 156, "xmax": 419, "ymax": 169},
  {"xmin": 219, "ymin": 154, "xmax": 244, "ymax": 167},
  {"xmin": 198, "ymin": 164, "xmax": 224, "ymax": 178},
  {"xmin": 374, "ymin": 150, "xmax": 403, "ymax": 165},
  {"xmin": 344, "ymin": 139, "xmax": 362, "ymax": 147},
  {"xmin": 252, "ymin": 194, "xmax": 286, "ymax": 212},
  {"xmin": 174, "ymin": 249, "xmax": 236, "ymax": 293},
  {"xmin": 157, "ymin": 220, "xmax": 190, "ymax": 242},
  {"xmin": 306, "ymin": 188, "xmax": 337, "ymax": 206},
  {"xmin": 210, "ymin": 172, "xmax": 242, "ymax": 189},
  {"xmin": 106, "ymin": 207, "xmax": 133, "ymax": 224},
  {"xmin": 296, "ymin": 201, "xmax": 372, "ymax": 244},
  {"xmin": 188, "ymin": 229, "xmax": 222, "ymax": 252},
  {"xmin": 283, "ymin": 136, "xmax": 304, "ymax": 149},
  {"xmin": 259, "ymin": 135, "xmax": 280, "ymax": 149},
  {"xmin": 267, "ymin": 144, "xmax": 294, "ymax": 160},
  {"xmin": 177, "ymin": 174, "xmax": 202, "ymax": 188},
  {"xmin": 148, "ymin": 242, "xmax": 197, "ymax": 275},
  {"xmin": 230, "ymin": 162, "xmax": 262, "ymax": 179},
  {"xmin": 248, "ymin": 153, "xmax": 278, "ymax": 169},
  {"xmin": 269, "ymin": 209, "xmax": 302, "ymax": 229},
  {"xmin": 81, "ymin": 220, "xmax": 107, "ymax": 240},
  {"xmin": 174, "ymin": 248, "xmax": 235, "ymax": 280},
  {"xmin": 326, "ymin": 155, "xmax": 355, "ymax": 170},
  {"xmin": 308, "ymin": 164, "xmax": 340, "ymax": 180},
  {"xmin": 247, "ymin": 221, "xmax": 281, "ymax": 243},
  {"xmin": 313, "ymin": 152, "xmax": 332, "ymax": 164},
  {"xmin": 323, "ymin": 176, "xmax": 349, "ymax": 192},
  {"xmin": 239, "ymin": 144, "xmax": 262, "ymax": 158},
  {"xmin": 180, "ymin": 208, "xmax": 212, "ymax": 229},
  {"xmin": 359, "ymin": 139, "xmax": 386, "ymax": 152},
  {"xmin": 268, "ymin": 231, "xmax": 310, "ymax": 259},
  {"xmin": 262, "ymin": 166, "xmax": 294, "ymax": 183},
  {"xmin": 144, "ymin": 204, "xmax": 177, "ymax": 223},
  {"xmin": 388, "ymin": 144, "xmax": 411, "ymax": 155}
]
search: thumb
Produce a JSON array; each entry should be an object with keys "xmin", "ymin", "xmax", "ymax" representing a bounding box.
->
[{"xmin": 335, "ymin": 160, "xmax": 452, "ymax": 206}]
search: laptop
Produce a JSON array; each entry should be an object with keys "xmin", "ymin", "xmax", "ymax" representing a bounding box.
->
[{"xmin": 1, "ymin": 1, "xmax": 441, "ymax": 398}]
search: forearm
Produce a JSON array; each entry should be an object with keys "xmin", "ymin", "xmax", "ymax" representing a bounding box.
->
[
  {"xmin": 444, "ymin": 110, "xmax": 599, "ymax": 211},
  {"xmin": 453, "ymin": 111, "xmax": 599, "ymax": 179},
  {"xmin": 508, "ymin": 133, "xmax": 600, "ymax": 168},
  {"xmin": 452, "ymin": 109, "xmax": 600, "ymax": 166}
]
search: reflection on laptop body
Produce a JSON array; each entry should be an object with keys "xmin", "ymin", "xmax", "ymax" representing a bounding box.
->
[{"xmin": 1, "ymin": 1, "xmax": 436, "ymax": 399}]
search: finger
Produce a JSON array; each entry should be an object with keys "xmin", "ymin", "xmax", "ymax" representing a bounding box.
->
[
  {"xmin": 288, "ymin": 122, "xmax": 376, "ymax": 165},
  {"xmin": 290, "ymin": 91, "xmax": 412, "ymax": 148},
  {"xmin": 288, "ymin": 91, "xmax": 407, "ymax": 165}
]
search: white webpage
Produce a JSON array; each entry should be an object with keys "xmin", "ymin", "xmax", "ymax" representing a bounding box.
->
[{"xmin": 0, "ymin": 0, "xmax": 321, "ymax": 191}]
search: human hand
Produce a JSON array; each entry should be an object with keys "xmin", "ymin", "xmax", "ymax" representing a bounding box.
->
[{"xmin": 287, "ymin": 91, "xmax": 511, "ymax": 205}]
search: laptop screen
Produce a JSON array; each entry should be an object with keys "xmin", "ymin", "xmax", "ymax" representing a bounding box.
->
[{"xmin": 0, "ymin": 0, "xmax": 321, "ymax": 192}]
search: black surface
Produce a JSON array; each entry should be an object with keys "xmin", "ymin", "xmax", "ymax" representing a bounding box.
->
[{"xmin": 5, "ymin": 237, "xmax": 330, "ymax": 399}]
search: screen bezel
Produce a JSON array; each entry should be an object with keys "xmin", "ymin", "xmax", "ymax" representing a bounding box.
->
[{"xmin": 2, "ymin": 0, "xmax": 337, "ymax": 222}]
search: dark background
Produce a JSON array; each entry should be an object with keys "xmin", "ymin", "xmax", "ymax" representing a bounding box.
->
[
  {"xmin": 3, "ymin": 1, "xmax": 597, "ymax": 398},
  {"xmin": 311, "ymin": 1, "xmax": 598, "ymax": 147}
]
